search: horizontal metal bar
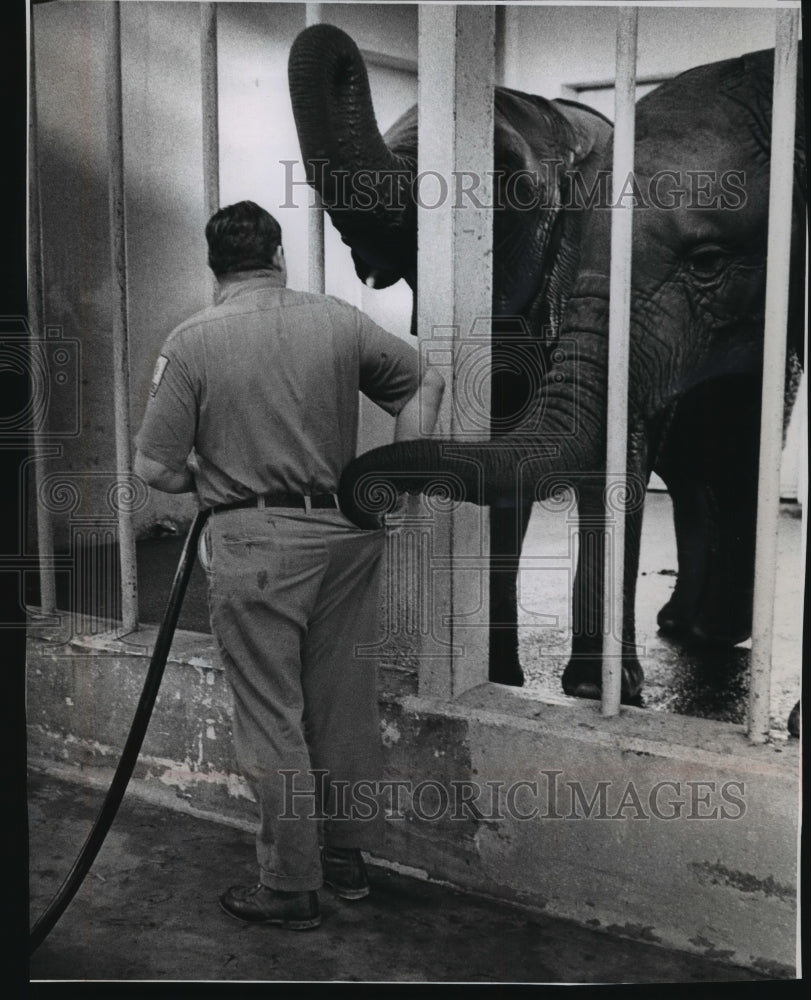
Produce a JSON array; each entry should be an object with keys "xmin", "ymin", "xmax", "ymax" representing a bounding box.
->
[
  {"xmin": 359, "ymin": 48, "xmax": 418, "ymax": 75},
  {"xmin": 568, "ymin": 72, "xmax": 675, "ymax": 92}
]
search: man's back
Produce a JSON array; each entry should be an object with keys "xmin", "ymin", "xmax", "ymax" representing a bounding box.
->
[{"xmin": 136, "ymin": 270, "xmax": 418, "ymax": 508}]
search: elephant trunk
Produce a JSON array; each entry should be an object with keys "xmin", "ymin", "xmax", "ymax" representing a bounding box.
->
[
  {"xmin": 339, "ymin": 313, "xmax": 610, "ymax": 528},
  {"xmin": 288, "ymin": 24, "xmax": 415, "ymax": 245}
]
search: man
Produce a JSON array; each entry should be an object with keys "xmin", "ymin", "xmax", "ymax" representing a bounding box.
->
[{"xmin": 135, "ymin": 200, "xmax": 443, "ymax": 930}]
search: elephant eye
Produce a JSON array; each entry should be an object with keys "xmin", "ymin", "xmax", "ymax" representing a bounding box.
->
[{"xmin": 685, "ymin": 244, "xmax": 728, "ymax": 280}]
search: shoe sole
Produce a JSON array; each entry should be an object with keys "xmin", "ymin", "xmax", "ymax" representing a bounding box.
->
[
  {"xmin": 219, "ymin": 899, "xmax": 321, "ymax": 930},
  {"xmin": 323, "ymin": 878, "xmax": 370, "ymax": 901}
]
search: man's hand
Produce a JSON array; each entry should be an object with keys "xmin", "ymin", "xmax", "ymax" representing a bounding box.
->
[
  {"xmin": 394, "ymin": 368, "xmax": 445, "ymax": 442},
  {"xmin": 134, "ymin": 450, "xmax": 196, "ymax": 494}
]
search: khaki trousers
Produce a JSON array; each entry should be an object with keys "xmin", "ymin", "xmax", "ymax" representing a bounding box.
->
[{"xmin": 206, "ymin": 506, "xmax": 386, "ymax": 891}]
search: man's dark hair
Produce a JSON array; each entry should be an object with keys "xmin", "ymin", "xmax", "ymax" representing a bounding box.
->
[{"xmin": 205, "ymin": 201, "xmax": 283, "ymax": 276}]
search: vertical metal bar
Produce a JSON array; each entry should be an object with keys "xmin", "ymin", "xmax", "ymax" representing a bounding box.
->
[
  {"xmin": 494, "ymin": 5, "xmax": 506, "ymax": 88},
  {"xmin": 417, "ymin": 4, "xmax": 494, "ymax": 699},
  {"xmin": 602, "ymin": 7, "xmax": 638, "ymax": 717},
  {"xmin": 305, "ymin": 3, "xmax": 325, "ymax": 294},
  {"xmin": 28, "ymin": 11, "xmax": 57, "ymax": 616},
  {"xmin": 105, "ymin": 1, "xmax": 138, "ymax": 633},
  {"xmin": 748, "ymin": 9, "xmax": 800, "ymax": 743},
  {"xmin": 802, "ymin": 238, "xmax": 808, "ymax": 508},
  {"xmin": 500, "ymin": 4, "xmax": 520, "ymax": 90},
  {"xmin": 308, "ymin": 194, "xmax": 325, "ymax": 294},
  {"xmin": 201, "ymin": 3, "xmax": 220, "ymax": 224}
]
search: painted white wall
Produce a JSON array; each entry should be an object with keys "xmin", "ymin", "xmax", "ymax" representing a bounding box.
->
[
  {"xmin": 508, "ymin": 4, "xmax": 794, "ymax": 100},
  {"xmin": 202, "ymin": 4, "xmax": 418, "ymax": 453}
]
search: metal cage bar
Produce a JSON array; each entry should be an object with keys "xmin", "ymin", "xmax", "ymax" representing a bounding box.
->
[
  {"xmin": 305, "ymin": 3, "xmax": 325, "ymax": 294},
  {"xmin": 28, "ymin": 14, "xmax": 57, "ymax": 617},
  {"xmin": 748, "ymin": 8, "xmax": 800, "ymax": 743},
  {"xmin": 416, "ymin": 3, "xmax": 495, "ymax": 699},
  {"xmin": 105, "ymin": 1, "xmax": 138, "ymax": 633},
  {"xmin": 602, "ymin": 6, "xmax": 638, "ymax": 717},
  {"xmin": 201, "ymin": 3, "xmax": 220, "ymax": 224}
]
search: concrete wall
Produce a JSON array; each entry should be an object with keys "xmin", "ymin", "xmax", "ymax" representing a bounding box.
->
[{"xmin": 26, "ymin": 625, "xmax": 800, "ymax": 977}]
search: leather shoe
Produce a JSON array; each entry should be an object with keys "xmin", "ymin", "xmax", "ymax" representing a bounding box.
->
[
  {"xmin": 219, "ymin": 883, "xmax": 321, "ymax": 929},
  {"xmin": 321, "ymin": 847, "xmax": 370, "ymax": 900}
]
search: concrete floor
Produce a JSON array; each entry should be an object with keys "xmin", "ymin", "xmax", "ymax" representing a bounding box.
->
[{"xmin": 27, "ymin": 768, "xmax": 768, "ymax": 984}]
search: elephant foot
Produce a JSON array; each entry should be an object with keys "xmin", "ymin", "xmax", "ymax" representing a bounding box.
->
[
  {"xmin": 688, "ymin": 618, "xmax": 751, "ymax": 647},
  {"xmin": 561, "ymin": 658, "xmax": 644, "ymax": 706},
  {"xmin": 488, "ymin": 631, "xmax": 524, "ymax": 687},
  {"xmin": 656, "ymin": 598, "xmax": 695, "ymax": 638},
  {"xmin": 491, "ymin": 666, "xmax": 525, "ymax": 687},
  {"xmin": 788, "ymin": 700, "xmax": 800, "ymax": 738},
  {"xmin": 657, "ymin": 599, "xmax": 751, "ymax": 647}
]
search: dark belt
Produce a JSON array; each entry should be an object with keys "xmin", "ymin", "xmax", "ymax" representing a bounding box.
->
[{"xmin": 211, "ymin": 492, "xmax": 338, "ymax": 514}]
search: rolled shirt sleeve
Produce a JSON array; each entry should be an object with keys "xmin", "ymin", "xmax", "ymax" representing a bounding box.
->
[
  {"xmin": 135, "ymin": 335, "xmax": 198, "ymax": 472},
  {"xmin": 356, "ymin": 311, "xmax": 420, "ymax": 415}
]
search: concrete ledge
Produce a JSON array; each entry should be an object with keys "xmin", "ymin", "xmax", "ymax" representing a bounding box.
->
[{"xmin": 26, "ymin": 624, "xmax": 799, "ymax": 977}]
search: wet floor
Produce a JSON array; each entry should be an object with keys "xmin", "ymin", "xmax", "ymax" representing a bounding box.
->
[
  {"xmin": 27, "ymin": 769, "xmax": 768, "ymax": 984},
  {"xmin": 517, "ymin": 492, "xmax": 803, "ymax": 733}
]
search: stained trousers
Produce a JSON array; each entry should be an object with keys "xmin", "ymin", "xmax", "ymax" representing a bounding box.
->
[{"xmin": 206, "ymin": 506, "xmax": 386, "ymax": 891}]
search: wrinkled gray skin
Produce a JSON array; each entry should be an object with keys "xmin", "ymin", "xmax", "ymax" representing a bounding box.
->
[
  {"xmin": 288, "ymin": 23, "xmax": 612, "ymax": 686},
  {"xmin": 337, "ymin": 45, "xmax": 806, "ymax": 704}
]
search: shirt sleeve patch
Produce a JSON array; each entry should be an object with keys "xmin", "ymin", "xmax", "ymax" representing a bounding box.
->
[{"xmin": 150, "ymin": 355, "xmax": 170, "ymax": 397}]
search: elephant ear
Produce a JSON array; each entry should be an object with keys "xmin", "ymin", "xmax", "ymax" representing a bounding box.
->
[
  {"xmin": 535, "ymin": 100, "xmax": 613, "ymax": 336},
  {"xmin": 551, "ymin": 98, "xmax": 613, "ymax": 166}
]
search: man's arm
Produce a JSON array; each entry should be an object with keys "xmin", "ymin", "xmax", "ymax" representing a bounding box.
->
[
  {"xmin": 394, "ymin": 368, "xmax": 445, "ymax": 442},
  {"xmin": 134, "ymin": 450, "xmax": 195, "ymax": 494}
]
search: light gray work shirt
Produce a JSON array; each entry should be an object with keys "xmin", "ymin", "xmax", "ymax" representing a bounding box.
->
[{"xmin": 136, "ymin": 269, "xmax": 420, "ymax": 508}]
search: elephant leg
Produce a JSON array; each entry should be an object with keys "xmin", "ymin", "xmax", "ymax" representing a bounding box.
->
[
  {"xmin": 487, "ymin": 320, "xmax": 539, "ymax": 687},
  {"xmin": 692, "ymin": 382, "xmax": 760, "ymax": 644},
  {"xmin": 488, "ymin": 502, "xmax": 533, "ymax": 686},
  {"xmin": 562, "ymin": 479, "xmax": 606, "ymax": 697},
  {"xmin": 663, "ymin": 375, "xmax": 761, "ymax": 646},
  {"xmin": 656, "ymin": 478, "xmax": 712, "ymax": 637},
  {"xmin": 561, "ymin": 475, "xmax": 645, "ymax": 703},
  {"xmin": 691, "ymin": 476, "xmax": 757, "ymax": 645},
  {"xmin": 618, "ymin": 486, "xmax": 646, "ymax": 702}
]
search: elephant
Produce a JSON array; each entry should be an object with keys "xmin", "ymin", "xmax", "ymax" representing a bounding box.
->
[
  {"xmin": 335, "ymin": 44, "xmax": 806, "ymax": 706},
  {"xmin": 288, "ymin": 22, "xmax": 613, "ymax": 686}
]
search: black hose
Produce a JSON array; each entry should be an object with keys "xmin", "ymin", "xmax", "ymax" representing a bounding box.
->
[{"xmin": 29, "ymin": 508, "xmax": 211, "ymax": 954}]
